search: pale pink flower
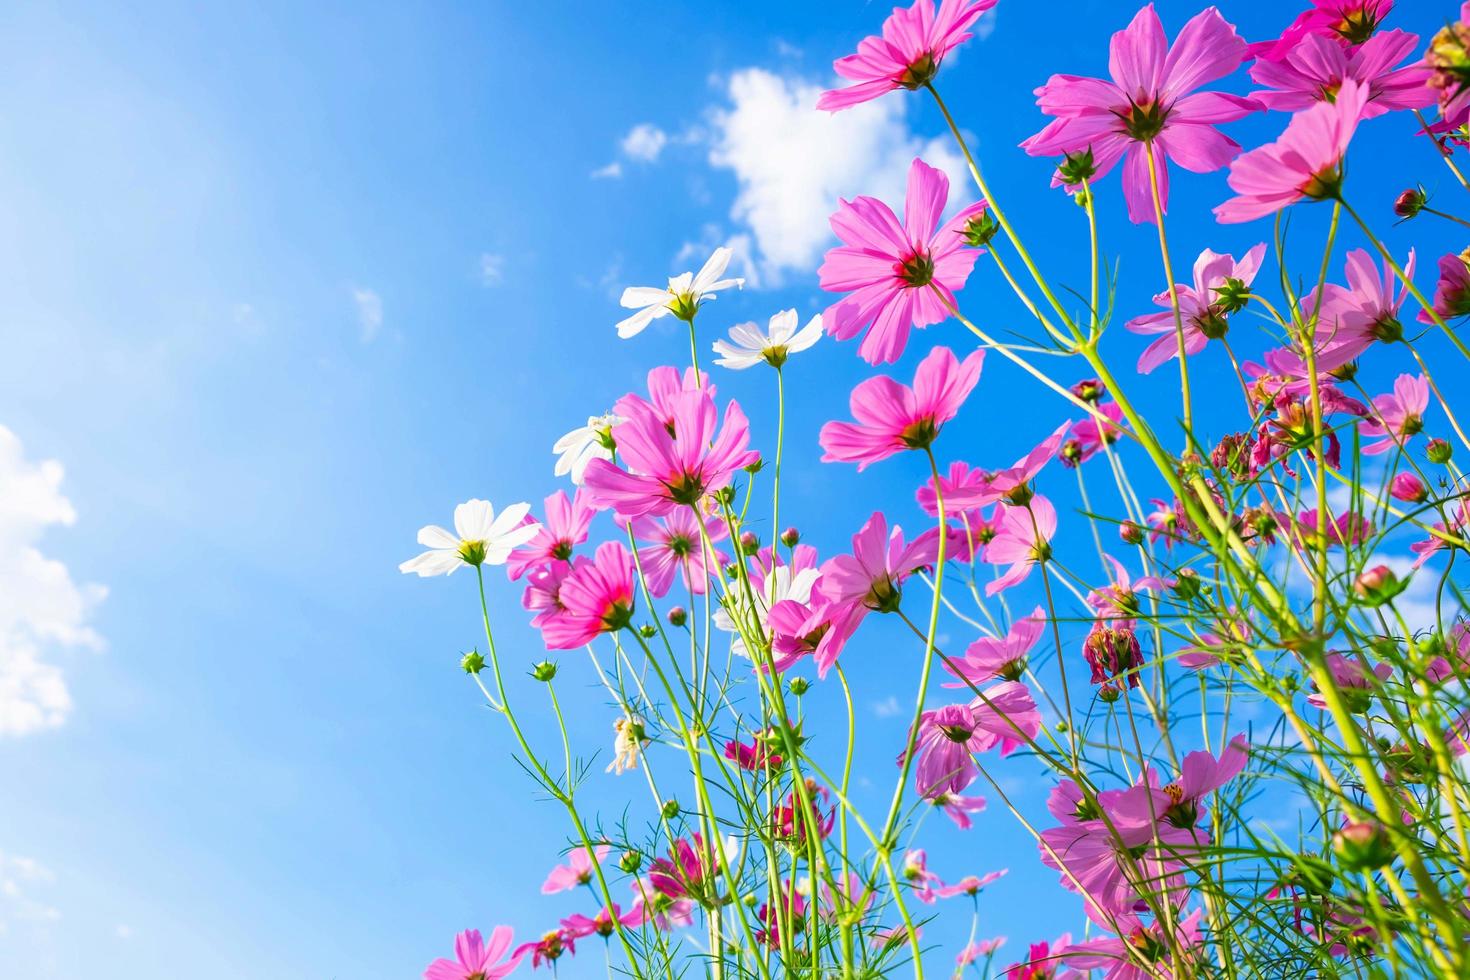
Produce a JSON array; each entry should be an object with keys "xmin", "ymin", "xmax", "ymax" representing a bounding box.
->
[
  {"xmin": 1059, "ymin": 911, "xmax": 1205, "ymax": 979},
  {"xmin": 957, "ymin": 937, "xmax": 1006, "ymax": 967},
  {"xmin": 931, "ymin": 791, "xmax": 988, "ymax": 829},
  {"xmin": 1306, "ymin": 652, "xmax": 1392, "ymax": 709},
  {"xmin": 1249, "ymin": 1, "xmax": 1394, "ymax": 62},
  {"xmin": 541, "ymin": 844, "xmax": 611, "ymax": 894},
  {"xmin": 818, "ymin": 0, "xmax": 999, "ymax": 111},
  {"xmin": 983, "ymin": 497, "xmax": 1057, "ymax": 595},
  {"xmin": 1112, "ymin": 735, "xmax": 1250, "ymax": 834},
  {"xmin": 939, "ymin": 422, "xmax": 1070, "ymax": 510},
  {"xmin": 902, "ymin": 848, "xmax": 944, "ymax": 903},
  {"xmin": 1411, "ymin": 499, "xmax": 1468, "ymax": 569},
  {"xmin": 424, "ymin": 927, "xmax": 524, "ymax": 980},
  {"xmin": 1249, "ymin": 30, "xmax": 1433, "ymax": 117},
  {"xmin": 560, "ymin": 905, "xmax": 639, "ymax": 941},
  {"xmin": 1215, "ymin": 79, "xmax": 1368, "ymax": 223},
  {"xmin": 1023, "ymin": 5, "xmax": 1256, "ymax": 224},
  {"xmin": 1311, "ymin": 247, "xmax": 1414, "ymax": 367},
  {"xmin": 819, "ymin": 346, "xmax": 985, "ymax": 467},
  {"xmin": 819, "ymin": 159, "xmax": 988, "ymax": 364},
  {"xmin": 629, "ymin": 878, "xmax": 694, "ymax": 931},
  {"xmin": 946, "ymin": 606, "xmax": 1046, "ymax": 685},
  {"xmin": 625, "ymin": 508, "xmax": 729, "ymax": 597},
  {"xmin": 507, "ymin": 489, "xmax": 595, "ymax": 581},
  {"xmin": 913, "ymin": 704, "xmax": 989, "ymax": 798},
  {"xmin": 936, "ymin": 869, "xmax": 1007, "ymax": 899},
  {"xmin": 583, "ymin": 388, "xmax": 758, "ymax": 517},
  {"xmin": 1361, "ymin": 373, "xmax": 1428, "ymax": 455},
  {"xmin": 539, "ymin": 542, "xmax": 636, "ymax": 650},
  {"xmin": 1125, "ymin": 245, "xmax": 1266, "ymax": 373}
]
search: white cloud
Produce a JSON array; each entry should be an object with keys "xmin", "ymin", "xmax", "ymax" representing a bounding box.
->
[
  {"xmin": 708, "ymin": 67, "xmax": 970, "ymax": 284},
  {"xmin": 974, "ymin": 8, "xmax": 998, "ymax": 41},
  {"xmin": 621, "ymin": 123, "xmax": 669, "ymax": 163},
  {"xmin": 114, "ymin": 923, "xmax": 133, "ymax": 940},
  {"xmin": 0, "ymin": 428, "xmax": 105, "ymax": 737},
  {"xmin": 351, "ymin": 287, "xmax": 383, "ymax": 342},
  {"xmin": 0, "ymin": 852, "xmax": 60, "ymax": 932},
  {"xmin": 591, "ymin": 161, "xmax": 623, "ymax": 180},
  {"xmin": 873, "ymin": 695, "xmax": 901, "ymax": 719},
  {"xmin": 675, "ymin": 227, "xmax": 762, "ymax": 290},
  {"xmin": 479, "ymin": 253, "xmax": 505, "ymax": 286}
]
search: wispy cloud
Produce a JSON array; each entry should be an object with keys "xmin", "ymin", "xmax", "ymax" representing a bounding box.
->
[
  {"xmin": 0, "ymin": 852, "xmax": 61, "ymax": 933},
  {"xmin": 479, "ymin": 253, "xmax": 505, "ymax": 287},
  {"xmin": 0, "ymin": 427, "xmax": 106, "ymax": 738},
  {"xmin": 351, "ymin": 287, "xmax": 383, "ymax": 342},
  {"xmin": 707, "ymin": 67, "xmax": 969, "ymax": 285},
  {"xmin": 591, "ymin": 161, "xmax": 623, "ymax": 180},
  {"xmin": 873, "ymin": 696, "xmax": 901, "ymax": 719},
  {"xmin": 621, "ymin": 123, "xmax": 669, "ymax": 162}
]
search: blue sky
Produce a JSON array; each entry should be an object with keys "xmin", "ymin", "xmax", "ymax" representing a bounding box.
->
[{"xmin": 1, "ymin": 1, "xmax": 1466, "ymax": 977}]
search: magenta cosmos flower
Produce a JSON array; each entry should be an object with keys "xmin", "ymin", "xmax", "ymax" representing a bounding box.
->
[
  {"xmin": 539, "ymin": 541, "xmax": 636, "ymax": 650},
  {"xmin": 818, "ymin": 511, "xmax": 940, "ymax": 614},
  {"xmin": 1249, "ymin": 1, "xmax": 1394, "ymax": 62},
  {"xmin": 1060, "ymin": 910, "xmax": 1205, "ymax": 980},
  {"xmin": 1249, "ymin": 30, "xmax": 1433, "ymax": 118},
  {"xmin": 541, "ymin": 843, "xmax": 611, "ymax": 894},
  {"xmin": 819, "ymin": 346, "xmax": 985, "ymax": 468},
  {"xmin": 583, "ymin": 388, "xmax": 758, "ymax": 518},
  {"xmin": 506, "ymin": 489, "xmax": 595, "ymax": 581},
  {"xmin": 424, "ymin": 927, "xmax": 524, "ymax": 980},
  {"xmin": 1215, "ymin": 79, "xmax": 1368, "ymax": 223},
  {"xmin": 1022, "ymin": 5, "xmax": 1256, "ymax": 225},
  {"xmin": 817, "ymin": 0, "xmax": 998, "ymax": 111},
  {"xmin": 1125, "ymin": 244, "xmax": 1266, "ymax": 373},
  {"xmin": 1421, "ymin": 250, "xmax": 1470, "ymax": 324},
  {"xmin": 819, "ymin": 159, "xmax": 989, "ymax": 364},
  {"xmin": 946, "ymin": 606, "xmax": 1046, "ymax": 685},
  {"xmin": 624, "ymin": 508, "xmax": 729, "ymax": 597},
  {"xmin": 1361, "ymin": 373, "xmax": 1428, "ymax": 455},
  {"xmin": 1313, "ymin": 247, "xmax": 1414, "ymax": 367}
]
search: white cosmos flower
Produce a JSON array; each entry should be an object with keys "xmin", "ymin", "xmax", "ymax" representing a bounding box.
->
[
  {"xmin": 712, "ymin": 309, "xmax": 822, "ymax": 370},
  {"xmin": 399, "ymin": 499, "xmax": 541, "ymax": 577},
  {"xmin": 616, "ymin": 246, "xmax": 745, "ymax": 339},
  {"xmin": 714, "ymin": 563, "xmax": 820, "ymax": 658},
  {"xmin": 553, "ymin": 412, "xmax": 623, "ymax": 485}
]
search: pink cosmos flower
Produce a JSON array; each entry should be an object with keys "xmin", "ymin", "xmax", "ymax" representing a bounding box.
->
[
  {"xmin": 1307, "ymin": 652, "xmax": 1392, "ymax": 710},
  {"xmin": 724, "ymin": 735, "xmax": 782, "ymax": 771},
  {"xmin": 1022, "ymin": 5, "xmax": 1256, "ymax": 224},
  {"xmin": 1059, "ymin": 911, "xmax": 1205, "ymax": 980},
  {"xmin": 902, "ymin": 848, "xmax": 943, "ymax": 903},
  {"xmin": 507, "ymin": 489, "xmax": 595, "ymax": 581},
  {"xmin": 767, "ymin": 594, "xmax": 864, "ymax": 677},
  {"xmin": 424, "ymin": 928, "xmax": 524, "ymax": 980},
  {"xmin": 1312, "ymin": 247, "xmax": 1414, "ymax": 368},
  {"xmin": 943, "ymin": 422, "xmax": 1071, "ymax": 510},
  {"xmin": 957, "ymin": 938, "xmax": 1007, "ymax": 966},
  {"xmin": 821, "ymin": 872, "xmax": 876, "ymax": 922},
  {"xmin": 1086, "ymin": 556, "xmax": 1169, "ymax": 623},
  {"xmin": 1003, "ymin": 935, "xmax": 1075, "ymax": 980},
  {"xmin": 625, "ymin": 508, "xmax": 729, "ymax": 597},
  {"xmin": 819, "ymin": 159, "xmax": 989, "ymax": 364},
  {"xmin": 1215, "ymin": 79, "xmax": 1368, "ymax": 223},
  {"xmin": 946, "ymin": 606, "xmax": 1046, "ymax": 685},
  {"xmin": 1111, "ymin": 735, "xmax": 1249, "ymax": 834},
  {"xmin": 1125, "ymin": 245, "xmax": 1266, "ymax": 373},
  {"xmin": 539, "ymin": 542, "xmax": 636, "ymax": 650},
  {"xmin": 1249, "ymin": 1, "xmax": 1393, "ymax": 62},
  {"xmin": 1420, "ymin": 250, "xmax": 1470, "ymax": 324},
  {"xmin": 818, "ymin": 0, "xmax": 998, "ymax": 111},
  {"xmin": 560, "ymin": 905, "xmax": 640, "ymax": 941},
  {"xmin": 1411, "ymin": 499, "xmax": 1467, "ymax": 568},
  {"xmin": 818, "ymin": 511, "xmax": 941, "ymax": 614},
  {"xmin": 1067, "ymin": 403, "xmax": 1126, "ymax": 464},
  {"xmin": 629, "ymin": 878, "xmax": 695, "ymax": 932},
  {"xmin": 1294, "ymin": 508, "xmax": 1375, "ymax": 548},
  {"xmin": 648, "ymin": 834, "xmax": 723, "ymax": 906},
  {"xmin": 614, "ymin": 366, "xmax": 713, "ymax": 428},
  {"xmin": 916, "ymin": 460, "xmax": 991, "ymax": 516},
  {"xmin": 583, "ymin": 388, "xmax": 758, "ymax": 518},
  {"xmin": 911, "ymin": 682, "xmax": 1039, "ymax": 797},
  {"xmin": 931, "ymin": 790, "xmax": 989, "ymax": 829},
  {"xmin": 983, "ymin": 497, "xmax": 1057, "ymax": 595},
  {"xmin": 756, "ymin": 887, "xmax": 808, "ymax": 948},
  {"xmin": 1361, "ymin": 373, "xmax": 1428, "ymax": 456},
  {"xmin": 541, "ymin": 844, "xmax": 611, "ymax": 894},
  {"xmin": 1249, "ymin": 30, "xmax": 1433, "ymax": 118},
  {"xmin": 820, "ymin": 347, "xmax": 985, "ymax": 467},
  {"xmin": 514, "ymin": 929, "xmax": 575, "ymax": 970},
  {"xmin": 936, "ymin": 869, "xmax": 1008, "ymax": 900}
]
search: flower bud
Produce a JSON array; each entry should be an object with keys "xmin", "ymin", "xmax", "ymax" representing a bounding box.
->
[
  {"xmin": 661, "ymin": 799, "xmax": 680, "ymax": 819},
  {"xmin": 1390, "ymin": 472, "xmax": 1429, "ymax": 504},
  {"xmin": 531, "ymin": 660, "xmax": 558, "ymax": 682},
  {"xmin": 1393, "ymin": 186, "xmax": 1427, "ymax": 219},
  {"xmin": 667, "ymin": 606, "xmax": 688, "ymax": 628},
  {"xmin": 1057, "ymin": 148, "xmax": 1096, "ymax": 186},
  {"xmin": 1070, "ymin": 378, "xmax": 1106, "ymax": 403},
  {"xmin": 780, "ymin": 526, "xmax": 801, "ymax": 547},
  {"xmin": 743, "ymin": 457, "xmax": 765, "ymax": 475},
  {"xmin": 725, "ymin": 562, "xmax": 740, "ymax": 579},
  {"xmin": 1354, "ymin": 565, "xmax": 1407, "ymax": 607},
  {"xmin": 788, "ymin": 676, "xmax": 811, "ymax": 696},
  {"xmin": 460, "ymin": 650, "xmax": 485, "ymax": 674},
  {"xmin": 961, "ymin": 210, "xmax": 1001, "ymax": 248},
  {"xmin": 1332, "ymin": 819, "xmax": 1395, "ymax": 872},
  {"xmin": 1428, "ymin": 438, "xmax": 1453, "ymax": 464},
  {"xmin": 1172, "ymin": 568, "xmax": 1203, "ymax": 601},
  {"xmin": 1119, "ymin": 521, "xmax": 1144, "ymax": 545},
  {"xmin": 739, "ymin": 531, "xmax": 760, "ymax": 554},
  {"xmin": 638, "ymin": 624, "xmax": 658, "ymax": 639},
  {"xmin": 618, "ymin": 850, "xmax": 643, "ymax": 874},
  {"xmin": 1059, "ymin": 439, "xmax": 1083, "ymax": 469}
]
